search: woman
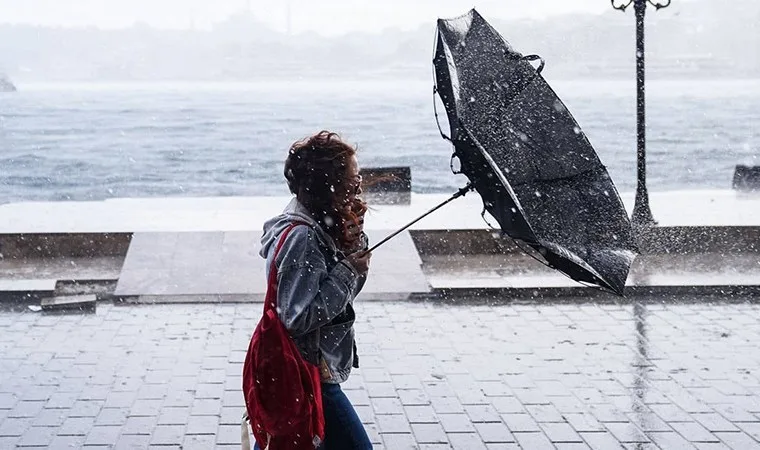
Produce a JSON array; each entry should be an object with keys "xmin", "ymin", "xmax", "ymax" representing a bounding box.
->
[{"xmin": 256, "ymin": 130, "xmax": 373, "ymax": 449}]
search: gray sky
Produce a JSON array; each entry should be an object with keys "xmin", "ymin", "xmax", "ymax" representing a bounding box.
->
[{"xmin": 0, "ymin": 0, "xmax": 609, "ymax": 35}]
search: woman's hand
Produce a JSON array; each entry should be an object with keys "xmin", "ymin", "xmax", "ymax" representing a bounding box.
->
[
  {"xmin": 344, "ymin": 250, "xmax": 371, "ymax": 275},
  {"xmin": 340, "ymin": 197, "xmax": 367, "ymax": 254}
]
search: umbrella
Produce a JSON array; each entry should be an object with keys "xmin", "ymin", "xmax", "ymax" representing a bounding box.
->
[
  {"xmin": 369, "ymin": 9, "xmax": 637, "ymax": 295},
  {"xmin": 433, "ymin": 9, "xmax": 637, "ymax": 294}
]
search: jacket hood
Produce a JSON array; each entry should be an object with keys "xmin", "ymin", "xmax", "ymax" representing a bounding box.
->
[{"xmin": 260, "ymin": 197, "xmax": 337, "ymax": 259}]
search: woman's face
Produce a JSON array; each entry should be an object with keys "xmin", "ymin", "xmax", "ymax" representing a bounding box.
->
[{"xmin": 341, "ymin": 155, "xmax": 362, "ymax": 206}]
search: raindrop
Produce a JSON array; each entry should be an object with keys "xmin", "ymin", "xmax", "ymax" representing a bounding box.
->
[
  {"xmin": 535, "ymin": 191, "xmax": 542, "ymax": 198},
  {"xmin": 469, "ymin": 96, "xmax": 475, "ymax": 103},
  {"xmin": 510, "ymin": 208, "xmax": 517, "ymax": 213},
  {"xmin": 573, "ymin": 126, "xmax": 582, "ymax": 135},
  {"xmin": 603, "ymin": 190, "xmax": 609, "ymax": 197}
]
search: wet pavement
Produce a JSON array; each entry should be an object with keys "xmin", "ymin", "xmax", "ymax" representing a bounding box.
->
[{"xmin": 2, "ymin": 299, "xmax": 760, "ymax": 449}]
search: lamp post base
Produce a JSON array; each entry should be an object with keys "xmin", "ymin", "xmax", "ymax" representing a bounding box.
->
[{"xmin": 631, "ymin": 187, "xmax": 657, "ymax": 227}]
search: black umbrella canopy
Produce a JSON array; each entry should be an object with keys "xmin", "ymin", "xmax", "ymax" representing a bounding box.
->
[{"xmin": 433, "ymin": 9, "xmax": 638, "ymax": 295}]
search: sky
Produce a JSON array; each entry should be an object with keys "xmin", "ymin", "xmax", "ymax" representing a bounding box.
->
[{"xmin": 0, "ymin": 0, "xmax": 611, "ymax": 35}]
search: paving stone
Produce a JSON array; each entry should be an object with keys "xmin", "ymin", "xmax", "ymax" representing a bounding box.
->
[
  {"xmin": 186, "ymin": 414, "xmax": 219, "ymax": 435},
  {"xmin": 382, "ymin": 433, "xmax": 418, "ymax": 449},
  {"xmin": 647, "ymin": 431, "xmax": 701, "ymax": 450},
  {"xmin": 367, "ymin": 382, "xmax": 397, "ymax": 398},
  {"xmin": 737, "ymin": 421, "xmax": 760, "ymax": 441},
  {"xmin": 411, "ymin": 423, "xmax": 448, "ymax": 444},
  {"xmin": 48, "ymin": 435, "xmax": 86, "ymax": 448},
  {"xmin": 377, "ymin": 413, "xmax": 412, "ymax": 433},
  {"xmin": 190, "ymin": 398, "xmax": 223, "ymax": 417},
  {"xmin": 693, "ymin": 443, "xmax": 731, "ymax": 450},
  {"xmin": 693, "ymin": 413, "xmax": 741, "ymax": 432},
  {"xmin": 182, "ymin": 434, "xmax": 217, "ymax": 450},
  {"xmin": 220, "ymin": 406, "xmax": 242, "ymax": 425},
  {"xmin": 17, "ymin": 425, "xmax": 57, "ymax": 447},
  {"xmin": 32, "ymin": 408, "xmax": 67, "ymax": 426},
  {"xmin": 489, "ymin": 396, "xmax": 525, "ymax": 414},
  {"xmin": 430, "ymin": 396, "xmax": 464, "ymax": 414},
  {"xmin": 216, "ymin": 425, "xmax": 241, "ymax": 445},
  {"xmin": 372, "ymin": 397, "xmax": 405, "ymax": 415},
  {"xmin": 137, "ymin": 384, "xmax": 168, "ymax": 400},
  {"xmin": 58, "ymin": 416, "xmax": 94, "ymax": 436},
  {"xmin": 9, "ymin": 400, "xmax": 45, "ymax": 418},
  {"xmin": 580, "ymin": 431, "xmax": 627, "ymax": 450},
  {"xmin": 542, "ymin": 422, "xmax": 584, "ymax": 443},
  {"xmin": 84, "ymin": 425, "xmax": 122, "ymax": 446},
  {"xmin": 355, "ymin": 404, "xmax": 376, "ymax": 424},
  {"xmin": 0, "ymin": 393, "xmax": 18, "ymax": 410},
  {"xmin": 130, "ymin": 399, "xmax": 163, "ymax": 417},
  {"xmin": 501, "ymin": 413, "xmax": 541, "ymax": 432},
  {"xmin": 564, "ymin": 413, "xmax": 606, "ymax": 432},
  {"xmin": 157, "ymin": 407, "xmax": 191, "ymax": 425},
  {"xmin": 104, "ymin": 392, "xmax": 137, "ymax": 409},
  {"xmin": 45, "ymin": 392, "xmax": 79, "ymax": 409},
  {"xmin": 405, "ymin": 405, "xmax": 438, "ymax": 424},
  {"xmin": 484, "ymin": 444, "xmax": 521, "ymax": 450},
  {"xmin": 344, "ymin": 388, "xmax": 371, "ymax": 406},
  {"xmin": 439, "ymin": 413, "xmax": 476, "ymax": 433},
  {"xmin": 475, "ymin": 422, "xmax": 515, "ymax": 443},
  {"xmin": 526, "ymin": 403, "xmax": 565, "ymax": 422},
  {"xmin": 366, "ymin": 423, "xmax": 382, "ymax": 444},
  {"xmin": 114, "ymin": 433, "xmax": 152, "ymax": 450},
  {"xmin": 149, "ymin": 425, "xmax": 185, "ymax": 445},
  {"xmin": 513, "ymin": 431, "xmax": 556, "ymax": 450},
  {"xmin": 714, "ymin": 431, "xmax": 760, "ymax": 450},
  {"xmin": 465, "ymin": 404, "xmax": 502, "ymax": 423},
  {"xmin": 96, "ymin": 407, "xmax": 130, "ymax": 426},
  {"xmin": 671, "ymin": 421, "xmax": 721, "ymax": 442},
  {"xmin": 649, "ymin": 403, "xmax": 694, "ymax": 422},
  {"xmin": 555, "ymin": 444, "xmax": 592, "ymax": 450},
  {"xmin": 69, "ymin": 400, "xmax": 104, "ymax": 418},
  {"xmin": 605, "ymin": 422, "xmax": 651, "ymax": 443},
  {"xmin": 122, "ymin": 416, "xmax": 157, "ymax": 435}
]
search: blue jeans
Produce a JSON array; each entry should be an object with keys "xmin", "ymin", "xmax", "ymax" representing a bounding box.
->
[{"xmin": 254, "ymin": 383, "xmax": 372, "ymax": 450}]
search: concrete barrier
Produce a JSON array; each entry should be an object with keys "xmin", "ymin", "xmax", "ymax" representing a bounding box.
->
[{"xmin": 733, "ymin": 165, "xmax": 760, "ymax": 191}]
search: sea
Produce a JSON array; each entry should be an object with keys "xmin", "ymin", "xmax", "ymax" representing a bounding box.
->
[{"xmin": 1, "ymin": 78, "xmax": 758, "ymax": 203}]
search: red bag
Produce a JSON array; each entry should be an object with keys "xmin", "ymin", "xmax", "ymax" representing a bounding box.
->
[{"xmin": 242, "ymin": 222, "xmax": 325, "ymax": 450}]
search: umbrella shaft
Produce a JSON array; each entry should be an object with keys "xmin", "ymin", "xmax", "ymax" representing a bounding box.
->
[{"xmin": 366, "ymin": 184, "xmax": 472, "ymax": 253}]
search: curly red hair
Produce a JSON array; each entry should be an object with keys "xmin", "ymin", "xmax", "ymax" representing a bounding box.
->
[{"xmin": 284, "ymin": 131, "xmax": 367, "ymax": 251}]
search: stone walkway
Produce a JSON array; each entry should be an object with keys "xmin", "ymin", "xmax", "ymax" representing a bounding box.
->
[{"xmin": 2, "ymin": 299, "xmax": 760, "ymax": 449}]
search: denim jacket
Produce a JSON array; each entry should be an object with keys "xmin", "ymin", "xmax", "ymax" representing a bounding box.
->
[{"xmin": 259, "ymin": 198, "xmax": 367, "ymax": 384}]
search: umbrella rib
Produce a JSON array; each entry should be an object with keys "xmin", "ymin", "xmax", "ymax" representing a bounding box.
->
[{"xmin": 506, "ymin": 165, "xmax": 605, "ymax": 189}]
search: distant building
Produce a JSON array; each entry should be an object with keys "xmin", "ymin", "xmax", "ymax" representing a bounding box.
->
[{"xmin": 0, "ymin": 74, "xmax": 16, "ymax": 92}]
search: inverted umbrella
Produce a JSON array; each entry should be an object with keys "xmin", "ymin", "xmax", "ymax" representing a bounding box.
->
[{"xmin": 369, "ymin": 9, "xmax": 637, "ymax": 295}]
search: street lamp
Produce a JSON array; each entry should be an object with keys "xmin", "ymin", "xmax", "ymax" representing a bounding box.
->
[{"xmin": 611, "ymin": 0, "xmax": 671, "ymax": 227}]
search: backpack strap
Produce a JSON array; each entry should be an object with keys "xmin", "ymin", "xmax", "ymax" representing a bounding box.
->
[{"xmin": 264, "ymin": 221, "xmax": 309, "ymax": 315}]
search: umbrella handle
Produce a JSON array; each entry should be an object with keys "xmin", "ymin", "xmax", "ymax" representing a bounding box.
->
[{"xmin": 366, "ymin": 184, "xmax": 474, "ymax": 254}]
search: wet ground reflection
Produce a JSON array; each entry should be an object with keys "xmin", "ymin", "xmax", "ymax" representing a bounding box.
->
[{"xmin": 1, "ymin": 298, "xmax": 759, "ymax": 448}]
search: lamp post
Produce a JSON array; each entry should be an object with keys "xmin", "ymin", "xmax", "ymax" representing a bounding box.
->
[{"xmin": 611, "ymin": 0, "xmax": 670, "ymax": 226}]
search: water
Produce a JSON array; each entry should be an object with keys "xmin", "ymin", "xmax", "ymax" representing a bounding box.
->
[{"xmin": 1, "ymin": 79, "xmax": 758, "ymax": 203}]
